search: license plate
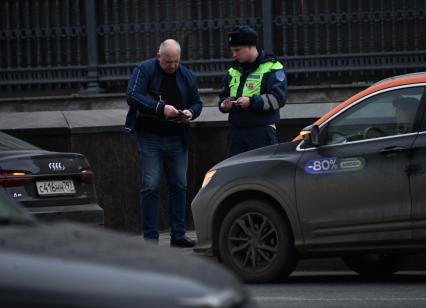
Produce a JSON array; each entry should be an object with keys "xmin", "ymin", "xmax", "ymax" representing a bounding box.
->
[{"xmin": 36, "ymin": 180, "xmax": 76, "ymax": 196}]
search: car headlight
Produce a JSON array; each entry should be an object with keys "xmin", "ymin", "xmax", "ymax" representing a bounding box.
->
[
  {"xmin": 202, "ymin": 170, "xmax": 216, "ymax": 188},
  {"xmin": 178, "ymin": 289, "xmax": 244, "ymax": 308}
]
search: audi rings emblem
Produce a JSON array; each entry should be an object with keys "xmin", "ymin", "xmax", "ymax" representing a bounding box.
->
[{"xmin": 49, "ymin": 162, "xmax": 66, "ymax": 171}]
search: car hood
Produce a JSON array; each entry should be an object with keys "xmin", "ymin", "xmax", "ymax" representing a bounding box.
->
[
  {"xmin": 0, "ymin": 222, "xmax": 248, "ymax": 307},
  {"xmin": 213, "ymin": 141, "xmax": 298, "ymax": 170}
]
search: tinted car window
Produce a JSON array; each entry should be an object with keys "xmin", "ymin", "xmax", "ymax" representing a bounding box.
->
[
  {"xmin": 0, "ymin": 132, "xmax": 39, "ymax": 151},
  {"xmin": 326, "ymin": 86, "xmax": 424, "ymax": 145}
]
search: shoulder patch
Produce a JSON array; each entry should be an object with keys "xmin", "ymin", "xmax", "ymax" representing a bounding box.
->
[{"xmin": 275, "ymin": 70, "xmax": 285, "ymax": 81}]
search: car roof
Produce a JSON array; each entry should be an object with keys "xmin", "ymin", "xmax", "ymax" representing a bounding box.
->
[
  {"xmin": 294, "ymin": 72, "xmax": 426, "ymax": 141},
  {"xmin": 371, "ymin": 72, "xmax": 426, "ymax": 87}
]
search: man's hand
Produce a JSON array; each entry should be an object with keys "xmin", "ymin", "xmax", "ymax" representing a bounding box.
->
[
  {"xmin": 181, "ymin": 109, "xmax": 193, "ymax": 121},
  {"xmin": 234, "ymin": 97, "xmax": 250, "ymax": 109},
  {"xmin": 165, "ymin": 106, "xmax": 192, "ymax": 123},
  {"xmin": 220, "ymin": 99, "xmax": 233, "ymax": 112},
  {"xmin": 163, "ymin": 105, "xmax": 181, "ymax": 119}
]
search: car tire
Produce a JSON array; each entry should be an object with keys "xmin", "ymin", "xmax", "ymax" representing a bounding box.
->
[
  {"xmin": 342, "ymin": 253, "xmax": 405, "ymax": 277},
  {"xmin": 218, "ymin": 199, "xmax": 297, "ymax": 283}
]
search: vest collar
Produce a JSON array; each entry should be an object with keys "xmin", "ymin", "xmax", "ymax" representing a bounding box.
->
[{"xmin": 232, "ymin": 49, "xmax": 262, "ymax": 73}]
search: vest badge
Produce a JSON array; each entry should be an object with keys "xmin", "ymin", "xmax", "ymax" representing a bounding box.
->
[{"xmin": 247, "ymin": 82, "xmax": 255, "ymax": 90}]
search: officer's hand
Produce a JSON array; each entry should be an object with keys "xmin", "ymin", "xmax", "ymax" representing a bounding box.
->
[
  {"xmin": 235, "ymin": 97, "xmax": 250, "ymax": 109},
  {"xmin": 220, "ymin": 99, "xmax": 233, "ymax": 112},
  {"xmin": 164, "ymin": 105, "xmax": 181, "ymax": 120}
]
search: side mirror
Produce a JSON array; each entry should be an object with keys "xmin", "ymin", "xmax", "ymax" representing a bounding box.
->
[{"xmin": 301, "ymin": 124, "xmax": 320, "ymax": 147}]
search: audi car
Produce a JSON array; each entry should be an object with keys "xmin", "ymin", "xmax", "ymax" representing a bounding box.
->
[
  {"xmin": 0, "ymin": 192, "xmax": 255, "ymax": 308},
  {"xmin": 0, "ymin": 131, "xmax": 103, "ymax": 224},
  {"xmin": 192, "ymin": 72, "xmax": 426, "ymax": 282}
]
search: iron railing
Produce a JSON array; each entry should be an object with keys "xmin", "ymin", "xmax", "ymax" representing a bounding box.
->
[{"xmin": 1, "ymin": 0, "xmax": 425, "ymax": 94}]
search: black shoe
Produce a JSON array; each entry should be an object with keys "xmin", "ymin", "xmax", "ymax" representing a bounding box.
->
[{"xmin": 170, "ymin": 237, "xmax": 196, "ymax": 248}]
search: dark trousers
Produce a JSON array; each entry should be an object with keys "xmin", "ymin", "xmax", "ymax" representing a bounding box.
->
[
  {"xmin": 137, "ymin": 132, "xmax": 188, "ymax": 241},
  {"xmin": 228, "ymin": 126, "xmax": 278, "ymax": 157}
]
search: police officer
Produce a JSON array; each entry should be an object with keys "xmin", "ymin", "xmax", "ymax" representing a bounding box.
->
[{"xmin": 219, "ymin": 26, "xmax": 287, "ymax": 156}]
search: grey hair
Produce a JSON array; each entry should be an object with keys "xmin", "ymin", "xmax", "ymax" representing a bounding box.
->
[{"xmin": 158, "ymin": 39, "xmax": 181, "ymax": 54}]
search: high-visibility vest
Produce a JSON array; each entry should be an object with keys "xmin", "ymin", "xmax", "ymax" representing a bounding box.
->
[{"xmin": 228, "ymin": 61, "xmax": 284, "ymax": 97}]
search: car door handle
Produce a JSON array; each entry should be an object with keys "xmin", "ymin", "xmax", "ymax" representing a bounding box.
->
[{"xmin": 379, "ymin": 146, "xmax": 408, "ymax": 156}]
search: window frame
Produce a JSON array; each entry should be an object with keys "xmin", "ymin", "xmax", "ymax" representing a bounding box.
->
[{"xmin": 297, "ymin": 83, "xmax": 426, "ymax": 151}]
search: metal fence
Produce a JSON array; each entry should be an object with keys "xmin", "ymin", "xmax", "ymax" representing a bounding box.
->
[{"xmin": 1, "ymin": 0, "xmax": 426, "ymax": 94}]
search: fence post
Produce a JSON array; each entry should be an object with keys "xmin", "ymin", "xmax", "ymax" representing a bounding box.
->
[
  {"xmin": 81, "ymin": 0, "xmax": 103, "ymax": 94},
  {"xmin": 262, "ymin": 0, "xmax": 274, "ymax": 54}
]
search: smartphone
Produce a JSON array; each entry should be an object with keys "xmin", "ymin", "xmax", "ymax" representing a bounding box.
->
[{"xmin": 169, "ymin": 110, "xmax": 188, "ymax": 121}]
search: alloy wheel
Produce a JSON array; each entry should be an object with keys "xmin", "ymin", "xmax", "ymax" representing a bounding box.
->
[{"xmin": 227, "ymin": 211, "xmax": 279, "ymax": 273}]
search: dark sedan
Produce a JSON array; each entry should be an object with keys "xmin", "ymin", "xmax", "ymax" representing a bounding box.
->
[
  {"xmin": 0, "ymin": 192, "xmax": 255, "ymax": 308},
  {"xmin": 0, "ymin": 131, "xmax": 103, "ymax": 224},
  {"xmin": 192, "ymin": 72, "xmax": 426, "ymax": 282}
]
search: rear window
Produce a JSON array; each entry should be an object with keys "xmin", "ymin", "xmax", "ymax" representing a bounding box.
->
[{"xmin": 0, "ymin": 132, "xmax": 39, "ymax": 151}]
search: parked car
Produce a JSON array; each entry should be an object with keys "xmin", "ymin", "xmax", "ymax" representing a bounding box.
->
[
  {"xmin": 192, "ymin": 72, "xmax": 426, "ymax": 282},
  {"xmin": 0, "ymin": 131, "xmax": 103, "ymax": 224},
  {"xmin": 0, "ymin": 192, "xmax": 255, "ymax": 308}
]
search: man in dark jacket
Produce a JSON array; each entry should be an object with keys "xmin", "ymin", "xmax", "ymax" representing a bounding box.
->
[
  {"xmin": 126, "ymin": 39, "xmax": 202, "ymax": 247},
  {"xmin": 219, "ymin": 26, "xmax": 287, "ymax": 156}
]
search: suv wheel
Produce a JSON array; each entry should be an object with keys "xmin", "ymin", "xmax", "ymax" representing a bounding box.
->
[{"xmin": 218, "ymin": 200, "xmax": 297, "ymax": 283}]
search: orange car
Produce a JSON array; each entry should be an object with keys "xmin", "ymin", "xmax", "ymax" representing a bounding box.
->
[{"xmin": 192, "ymin": 72, "xmax": 426, "ymax": 283}]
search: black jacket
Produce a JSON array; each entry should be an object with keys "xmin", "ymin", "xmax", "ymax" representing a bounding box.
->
[{"xmin": 126, "ymin": 59, "xmax": 203, "ymax": 134}]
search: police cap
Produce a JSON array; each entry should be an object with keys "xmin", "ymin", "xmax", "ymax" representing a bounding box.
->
[{"xmin": 228, "ymin": 26, "xmax": 257, "ymax": 47}]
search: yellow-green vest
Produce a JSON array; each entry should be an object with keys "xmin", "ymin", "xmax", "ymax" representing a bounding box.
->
[{"xmin": 228, "ymin": 61, "xmax": 284, "ymax": 97}]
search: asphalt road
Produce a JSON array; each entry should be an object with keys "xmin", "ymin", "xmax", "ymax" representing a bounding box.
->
[
  {"xmin": 161, "ymin": 232, "xmax": 426, "ymax": 307},
  {"xmin": 249, "ymin": 271, "xmax": 426, "ymax": 308}
]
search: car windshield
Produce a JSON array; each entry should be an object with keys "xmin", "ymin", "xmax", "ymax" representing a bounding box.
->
[
  {"xmin": 0, "ymin": 131, "xmax": 40, "ymax": 151},
  {"xmin": 0, "ymin": 192, "xmax": 35, "ymax": 226}
]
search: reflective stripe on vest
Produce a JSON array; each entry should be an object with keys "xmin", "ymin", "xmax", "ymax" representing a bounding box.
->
[{"xmin": 228, "ymin": 61, "xmax": 284, "ymax": 97}]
